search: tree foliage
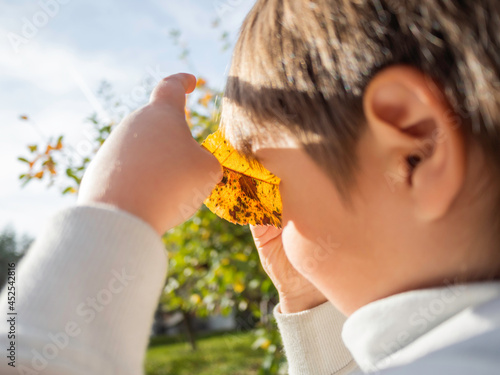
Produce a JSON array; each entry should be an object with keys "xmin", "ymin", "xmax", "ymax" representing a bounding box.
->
[{"xmin": 162, "ymin": 205, "xmax": 275, "ymax": 317}]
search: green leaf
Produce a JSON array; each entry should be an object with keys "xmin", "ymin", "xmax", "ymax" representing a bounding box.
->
[{"xmin": 65, "ymin": 168, "xmax": 81, "ymax": 184}]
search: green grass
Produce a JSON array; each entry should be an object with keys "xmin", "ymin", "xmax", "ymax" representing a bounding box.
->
[{"xmin": 145, "ymin": 331, "xmax": 265, "ymax": 375}]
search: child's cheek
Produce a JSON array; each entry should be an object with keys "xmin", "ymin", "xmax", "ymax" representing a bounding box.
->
[
  {"xmin": 281, "ymin": 221, "xmax": 329, "ymax": 282},
  {"xmin": 281, "ymin": 221, "xmax": 308, "ymax": 272}
]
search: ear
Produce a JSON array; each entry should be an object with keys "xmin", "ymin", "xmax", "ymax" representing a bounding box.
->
[{"xmin": 363, "ymin": 65, "xmax": 466, "ymax": 221}]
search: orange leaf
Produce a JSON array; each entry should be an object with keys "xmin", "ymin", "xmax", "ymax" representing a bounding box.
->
[
  {"xmin": 199, "ymin": 93, "xmax": 213, "ymax": 108},
  {"xmin": 201, "ymin": 129, "xmax": 282, "ymax": 228},
  {"xmin": 196, "ymin": 78, "xmax": 207, "ymax": 88},
  {"xmin": 34, "ymin": 171, "xmax": 44, "ymax": 179},
  {"xmin": 185, "ymin": 107, "xmax": 192, "ymax": 127},
  {"xmin": 46, "ymin": 159, "xmax": 56, "ymax": 174},
  {"xmin": 20, "ymin": 115, "xmax": 29, "ymax": 121}
]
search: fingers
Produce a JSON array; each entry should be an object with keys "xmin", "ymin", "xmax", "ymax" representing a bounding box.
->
[
  {"xmin": 250, "ymin": 225, "xmax": 269, "ymax": 238},
  {"xmin": 250, "ymin": 225, "xmax": 283, "ymax": 246},
  {"xmin": 149, "ymin": 73, "xmax": 197, "ymax": 108},
  {"xmin": 251, "ymin": 225, "xmax": 282, "ymax": 237}
]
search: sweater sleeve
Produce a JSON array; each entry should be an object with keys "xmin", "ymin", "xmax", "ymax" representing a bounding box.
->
[
  {"xmin": 274, "ymin": 302, "xmax": 359, "ymax": 375},
  {"xmin": 0, "ymin": 204, "xmax": 167, "ymax": 375}
]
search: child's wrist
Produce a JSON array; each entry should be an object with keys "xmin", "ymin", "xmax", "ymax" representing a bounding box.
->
[{"xmin": 279, "ymin": 291, "xmax": 328, "ymax": 314}]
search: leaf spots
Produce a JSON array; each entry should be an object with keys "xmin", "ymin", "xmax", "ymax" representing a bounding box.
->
[{"xmin": 201, "ymin": 129, "xmax": 282, "ymax": 228}]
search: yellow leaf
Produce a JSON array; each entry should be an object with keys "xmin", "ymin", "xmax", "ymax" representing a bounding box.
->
[
  {"xmin": 64, "ymin": 187, "xmax": 77, "ymax": 194},
  {"xmin": 260, "ymin": 339, "xmax": 271, "ymax": 350},
  {"xmin": 20, "ymin": 115, "xmax": 28, "ymax": 120},
  {"xmin": 201, "ymin": 129, "xmax": 282, "ymax": 228},
  {"xmin": 34, "ymin": 171, "xmax": 44, "ymax": 179},
  {"xmin": 234, "ymin": 253, "xmax": 248, "ymax": 262},
  {"xmin": 233, "ymin": 281, "xmax": 245, "ymax": 293},
  {"xmin": 190, "ymin": 294, "xmax": 201, "ymax": 304}
]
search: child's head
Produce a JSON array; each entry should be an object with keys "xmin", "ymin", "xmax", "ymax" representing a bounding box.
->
[{"xmin": 221, "ymin": 0, "xmax": 500, "ymax": 314}]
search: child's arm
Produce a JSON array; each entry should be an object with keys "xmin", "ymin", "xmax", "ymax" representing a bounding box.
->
[
  {"xmin": 0, "ymin": 74, "xmax": 221, "ymax": 374},
  {"xmin": 251, "ymin": 225, "xmax": 359, "ymax": 375},
  {"xmin": 274, "ymin": 303, "xmax": 358, "ymax": 375},
  {"xmin": 0, "ymin": 205, "xmax": 167, "ymax": 374},
  {"xmin": 77, "ymin": 73, "xmax": 222, "ymax": 234}
]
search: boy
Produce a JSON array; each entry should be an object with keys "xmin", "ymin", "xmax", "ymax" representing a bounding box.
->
[
  {"xmin": 1, "ymin": 1, "xmax": 500, "ymax": 374},
  {"xmin": 224, "ymin": 1, "xmax": 500, "ymax": 373}
]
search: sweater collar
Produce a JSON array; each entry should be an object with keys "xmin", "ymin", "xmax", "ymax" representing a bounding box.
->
[{"xmin": 342, "ymin": 281, "xmax": 500, "ymax": 372}]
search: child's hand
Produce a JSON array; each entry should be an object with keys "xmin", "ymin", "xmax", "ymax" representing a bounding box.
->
[
  {"xmin": 78, "ymin": 73, "xmax": 223, "ymax": 234},
  {"xmin": 250, "ymin": 225, "xmax": 327, "ymax": 313}
]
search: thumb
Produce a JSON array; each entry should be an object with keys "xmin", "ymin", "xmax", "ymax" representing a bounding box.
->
[
  {"xmin": 149, "ymin": 73, "xmax": 197, "ymax": 108},
  {"xmin": 250, "ymin": 225, "xmax": 282, "ymax": 245}
]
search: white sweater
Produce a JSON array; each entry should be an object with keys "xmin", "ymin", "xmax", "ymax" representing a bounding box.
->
[{"xmin": 1, "ymin": 205, "xmax": 499, "ymax": 374}]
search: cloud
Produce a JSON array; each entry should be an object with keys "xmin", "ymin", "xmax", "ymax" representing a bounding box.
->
[
  {"xmin": 0, "ymin": 40, "xmax": 137, "ymax": 96},
  {"xmin": 0, "ymin": 36, "xmax": 146, "ymax": 238}
]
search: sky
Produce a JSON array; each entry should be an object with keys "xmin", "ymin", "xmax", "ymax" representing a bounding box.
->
[{"xmin": 0, "ymin": 0, "xmax": 256, "ymax": 238}]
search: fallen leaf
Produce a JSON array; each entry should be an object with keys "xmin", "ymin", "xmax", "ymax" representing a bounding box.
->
[{"xmin": 201, "ymin": 129, "xmax": 282, "ymax": 228}]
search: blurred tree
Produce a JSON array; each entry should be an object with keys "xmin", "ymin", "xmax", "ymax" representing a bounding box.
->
[
  {"xmin": 0, "ymin": 226, "xmax": 32, "ymax": 290},
  {"xmin": 161, "ymin": 205, "xmax": 276, "ymax": 350}
]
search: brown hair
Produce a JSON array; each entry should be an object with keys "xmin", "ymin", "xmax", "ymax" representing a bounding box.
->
[{"xmin": 221, "ymin": 0, "xmax": 500, "ymax": 196}]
